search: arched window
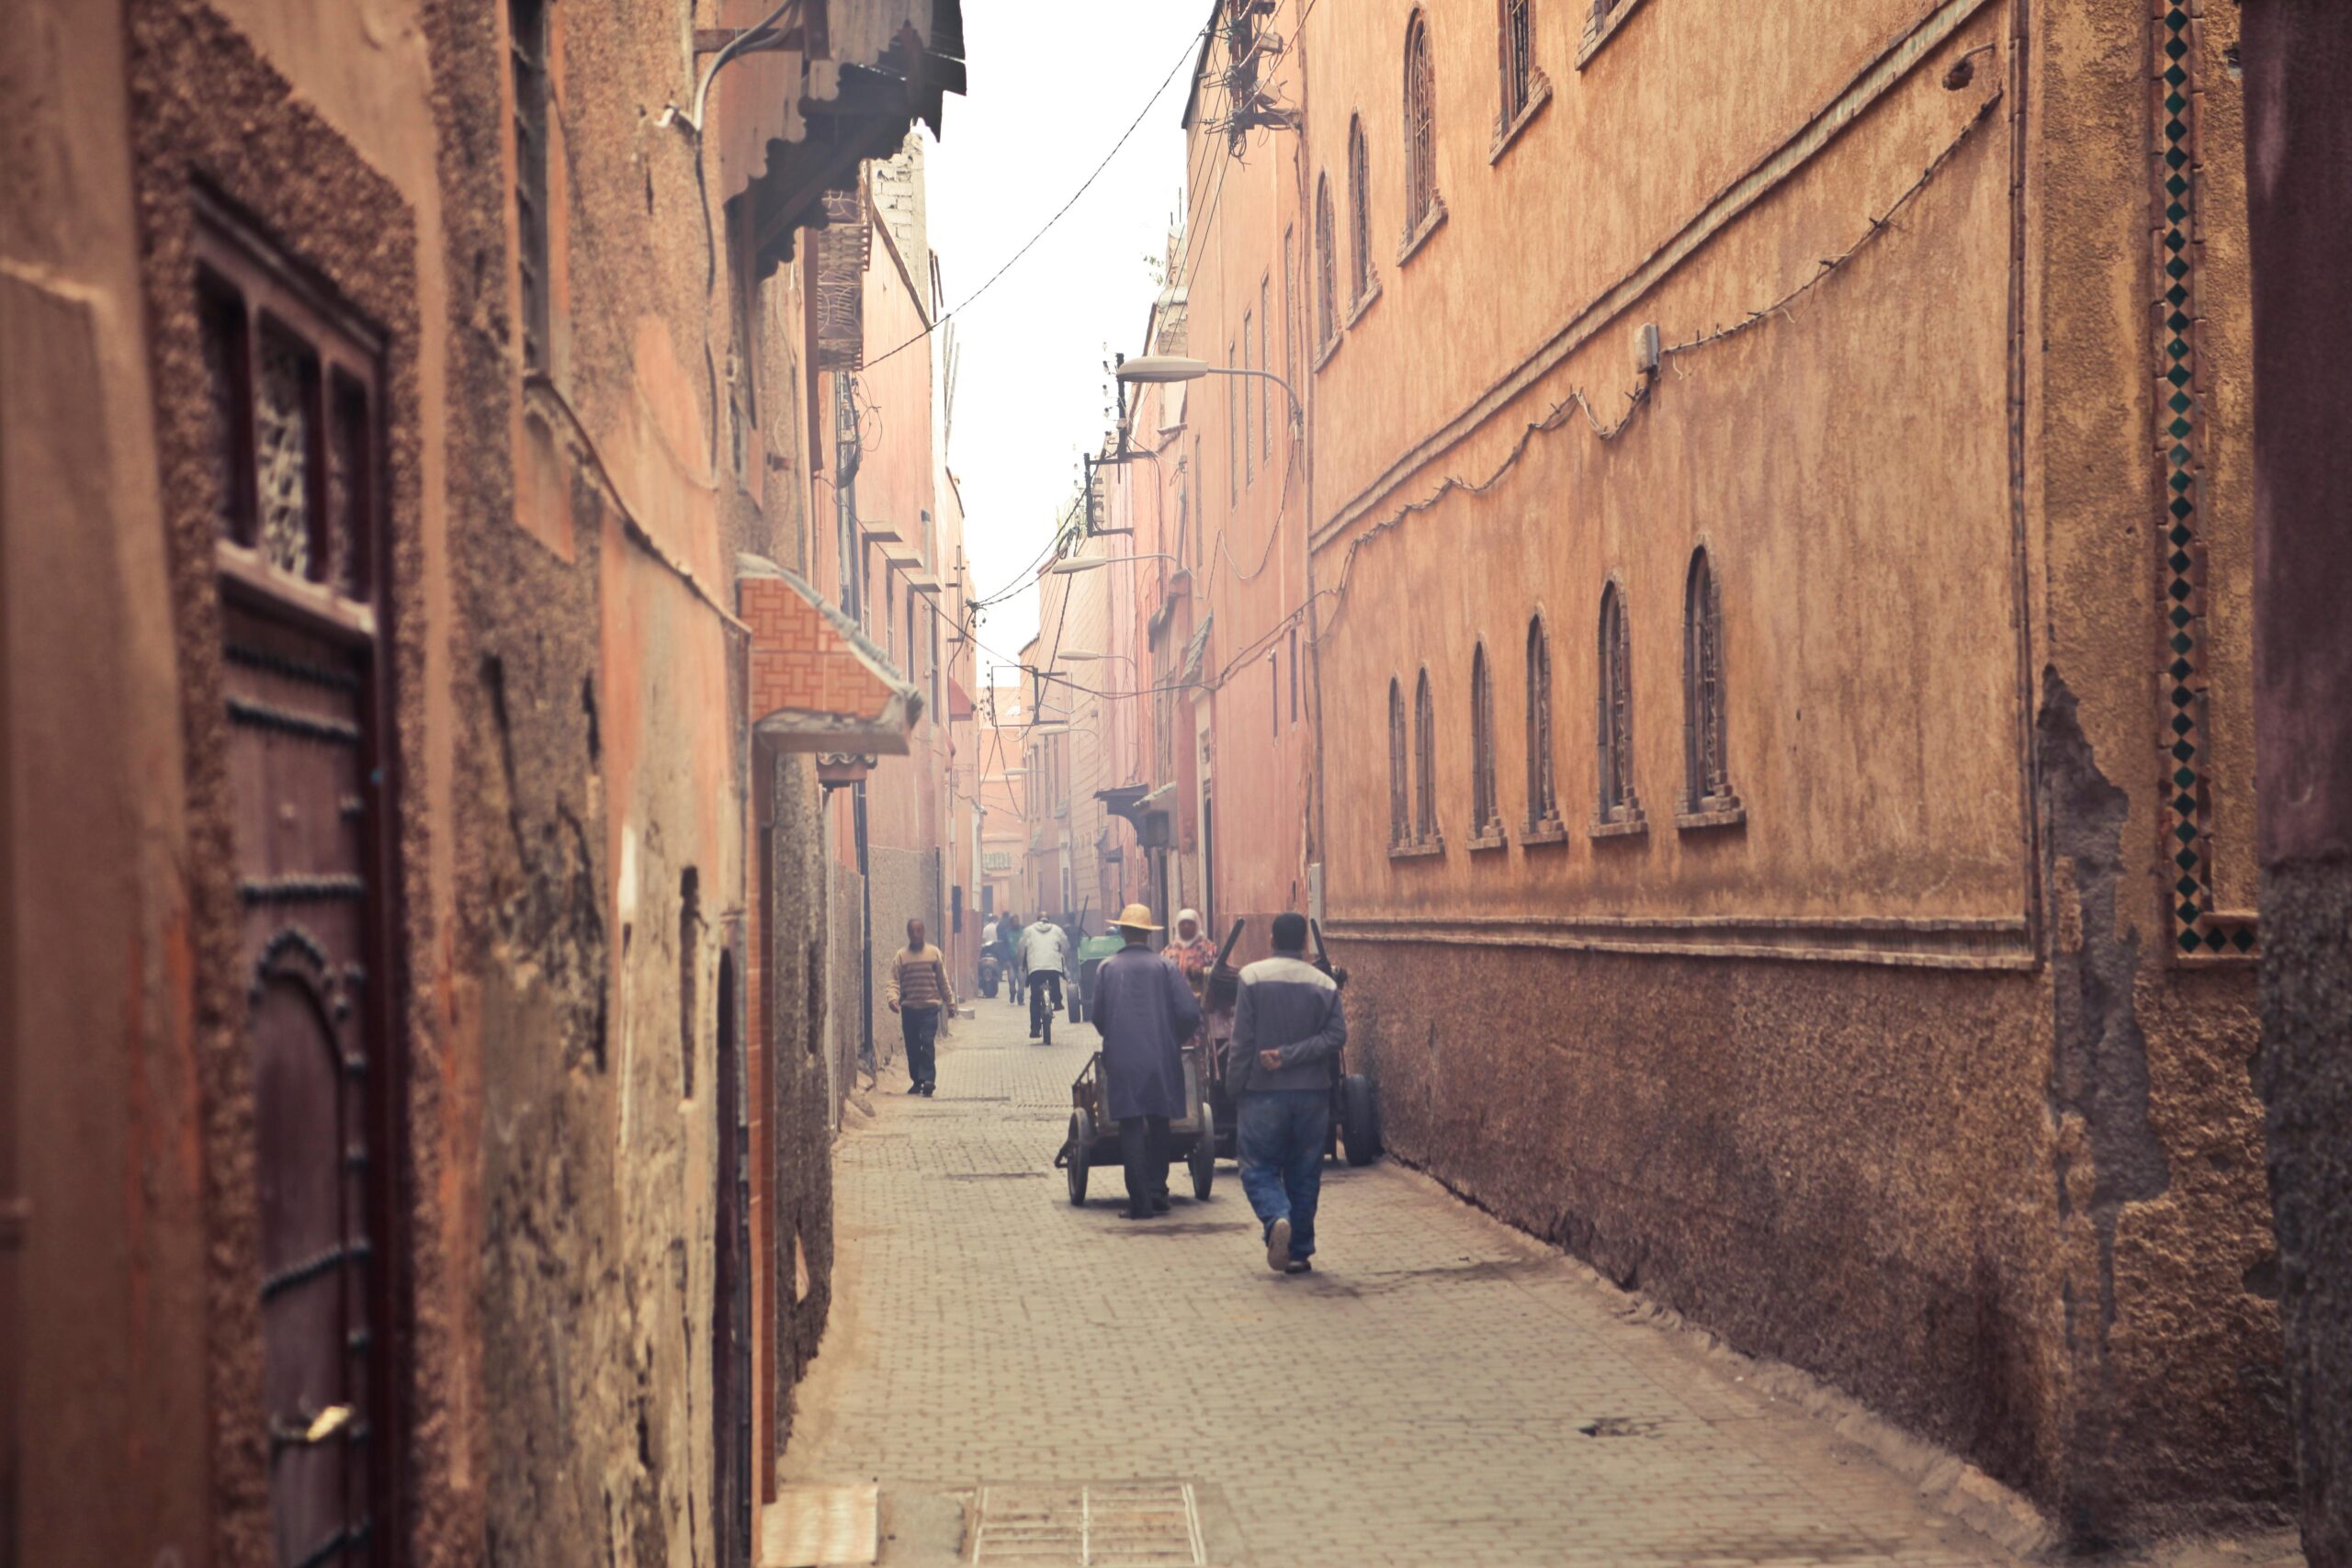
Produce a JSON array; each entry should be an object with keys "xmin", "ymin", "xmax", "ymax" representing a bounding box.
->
[
  {"xmin": 1525, "ymin": 615, "xmax": 1559, "ymax": 829},
  {"xmin": 1315, "ymin": 175, "xmax": 1339, "ymax": 348},
  {"xmin": 1596, "ymin": 583, "xmax": 1640, "ymax": 825},
  {"xmin": 1348, "ymin": 117, "xmax": 1374, "ymax": 305},
  {"xmin": 1499, "ymin": 0, "xmax": 1535, "ymax": 125},
  {"xmin": 1470, "ymin": 643, "xmax": 1500, "ymax": 839},
  {"xmin": 1683, "ymin": 549, "xmax": 1735, "ymax": 811},
  {"xmin": 1413, "ymin": 669, "xmax": 1439, "ymax": 844},
  {"xmin": 1388, "ymin": 678, "xmax": 1409, "ymax": 845},
  {"xmin": 1404, "ymin": 14, "xmax": 1439, "ymax": 236}
]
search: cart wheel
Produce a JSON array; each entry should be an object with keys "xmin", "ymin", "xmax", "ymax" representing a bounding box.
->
[
  {"xmin": 1340, "ymin": 1074, "xmax": 1384, "ymax": 1167},
  {"xmin": 1189, "ymin": 1101, "xmax": 1216, "ymax": 1201},
  {"xmin": 1066, "ymin": 1110, "xmax": 1091, "ymax": 1205}
]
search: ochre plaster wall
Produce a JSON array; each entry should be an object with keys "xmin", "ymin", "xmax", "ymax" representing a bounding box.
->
[{"xmin": 1294, "ymin": 0, "xmax": 2278, "ymax": 1539}]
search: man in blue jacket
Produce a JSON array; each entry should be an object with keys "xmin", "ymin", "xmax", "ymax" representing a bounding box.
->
[{"xmin": 1227, "ymin": 913, "xmax": 1347, "ymax": 1273}]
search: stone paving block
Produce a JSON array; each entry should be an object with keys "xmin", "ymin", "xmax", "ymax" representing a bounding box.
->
[{"xmin": 783, "ymin": 1005, "xmax": 2037, "ymax": 1567}]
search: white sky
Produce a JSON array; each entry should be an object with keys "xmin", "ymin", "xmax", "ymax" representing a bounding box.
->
[{"xmin": 924, "ymin": 2, "xmax": 1208, "ymax": 684}]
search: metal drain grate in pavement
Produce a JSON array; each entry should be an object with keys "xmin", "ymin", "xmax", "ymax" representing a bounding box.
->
[{"xmin": 970, "ymin": 1483, "xmax": 1204, "ymax": 1566}]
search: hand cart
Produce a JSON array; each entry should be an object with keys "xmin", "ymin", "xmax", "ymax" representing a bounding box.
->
[{"xmin": 1054, "ymin": 1041, "xmax": 1217, "ymax": 1206}]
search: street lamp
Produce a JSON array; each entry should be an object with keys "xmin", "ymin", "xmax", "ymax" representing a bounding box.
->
[
  {"xmin": 1114, "ymin": 350, "xmax": 1327, "ymax": 882},
  {"xmin": 1045, "ymin": 554, "xmax": 1177, "ymax": 575}
]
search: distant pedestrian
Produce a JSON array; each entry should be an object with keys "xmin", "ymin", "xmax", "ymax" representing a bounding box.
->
[
  {"xmin": 1090, "ymin": 903, "xmax": 1202, "ymax": 1220},
  {"xmin": 1000, "ymin": 911, "xmax": 1025, "ymax": 1005},
  {"xmin": 885, "ymin": 918, "xmax": 953, "ymax": 1097},
  {"xmin": 1228, "ymin": 912, "xmax": 1346, "ymax": 1273},
  {"xmin": 1016, "ymin": 913, "xmax": 1070, "ymax": 1041}
]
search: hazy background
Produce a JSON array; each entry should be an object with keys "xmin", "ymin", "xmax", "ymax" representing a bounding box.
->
[{"xmin": 923, "ymin": 2, "xmax": 1208, "ymax": 686}]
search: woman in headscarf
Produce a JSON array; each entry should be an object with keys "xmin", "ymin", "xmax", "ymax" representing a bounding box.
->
[{"xmin": 1162, "ymin": 908, "xmax": 1217, "ymax": 997}]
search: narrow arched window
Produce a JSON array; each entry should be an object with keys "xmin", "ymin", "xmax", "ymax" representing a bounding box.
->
[
  {"xmin": 1348, "ymin": 117, "xmax": 1374, "ymax": 305},
  {"xmin": 1525, "ymin": 615, "xmax": 1558, "ymax": 829},
  {"xmin": 1470, "ymin": 643, "xmax": 1499, "ymax": 838},
  {"xmin": 1683, "ymin": 549, "xmax": 1734, "ymax": 810},
  {"xmin": 1388, "ymin": 678, "xmax": 1409, "ymax": 845},
  {"xmin": 1499, "ymin": 0, "xmax": 1534, "ymax": 125},
  {"xmin": 1597, "ymin": 583, "xmax": 1639, "ymax": 825},
  {"xmin": 1413, "ymin": 669, "xmax": 1438, "ymax": 844},
  {"xmin": 1404, "ymin": 14, "xmax": 1439, "ymax": 237},
  {"xmin": 1315, "ymin": 175, "xmax": 1339, "ymax": 349}
]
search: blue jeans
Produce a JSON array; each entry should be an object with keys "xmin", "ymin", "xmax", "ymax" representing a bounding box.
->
[{"xmin": 1238, "ymin": 1090, "xmax": 1329, "ymax": 1260}]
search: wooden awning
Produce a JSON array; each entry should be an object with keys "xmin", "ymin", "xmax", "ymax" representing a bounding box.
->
[
  {"xmin": 723, "ymin": 0, "xmax": 969, "ymax": 279},
  {"xmin": 739, "ymin": 559, "xmax": 921, "ymax": 753}
]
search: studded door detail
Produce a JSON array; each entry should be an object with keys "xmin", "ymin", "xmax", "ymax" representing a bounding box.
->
[{"xmin": 228, "ymin": 605, "xmax": 384, "ymax": 1568}]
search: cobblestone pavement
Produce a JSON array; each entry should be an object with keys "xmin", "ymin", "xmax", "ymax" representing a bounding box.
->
[{"xmin": 784, "ymin": 998, "xmax": 2038, "ymax": 1567}]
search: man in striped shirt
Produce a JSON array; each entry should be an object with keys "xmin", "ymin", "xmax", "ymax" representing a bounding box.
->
[{"xmin": 886, "ymin": 917, "xmax": 955, "ymax": 1097}]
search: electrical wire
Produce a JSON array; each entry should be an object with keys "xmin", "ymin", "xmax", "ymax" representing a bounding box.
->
[{"xmin": 862, "ymin": 22, "xmax": 1212, "ymax": 372}]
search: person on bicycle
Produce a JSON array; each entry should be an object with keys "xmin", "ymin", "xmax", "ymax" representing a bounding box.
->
[{"xmin": 1017, "ymin": 912, "xmax": 1071, "ymax": 1042}]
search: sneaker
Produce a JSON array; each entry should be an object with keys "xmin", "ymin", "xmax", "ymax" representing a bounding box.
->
[
  {"xmin": 1284, "ymin": 1258, "xmax": 1313, "ymax": 1274},
  {"xmin": 1264, "ymin": 1216, "xmax": 1292, "ymax": 1273}
]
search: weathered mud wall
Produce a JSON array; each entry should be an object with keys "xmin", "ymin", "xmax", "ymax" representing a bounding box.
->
[
  {"xmin": 1308, "ymin": 0, "xmax": 2284, "ymax": 1541},
  {"xmin": 763, "ymin": 755, "xmax": 838, "ymax": 1472},
  {"xmin": 2242, "ymin": 4, "xmax": 2352, "ymax": 1560}
]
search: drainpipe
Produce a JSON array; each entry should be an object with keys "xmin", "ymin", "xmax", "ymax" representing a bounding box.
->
[
  {"xmin": 855, "ymin": 780, "xmax": 875, "ymax": 1081},
  {"xmin": 854, "ymin": 780, "xmax": 874, "ymax": 1077}
]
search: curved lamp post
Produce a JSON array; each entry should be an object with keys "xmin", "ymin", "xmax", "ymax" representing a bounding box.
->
[{"xmin": 1112, "ymin": 352, "xmax": 1326, "ymax": 880}]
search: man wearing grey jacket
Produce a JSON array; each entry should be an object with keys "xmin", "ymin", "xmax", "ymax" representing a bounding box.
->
[{"xmin": 1227, "ymin": 912, "xmax": 1348, "ymax": 1273}]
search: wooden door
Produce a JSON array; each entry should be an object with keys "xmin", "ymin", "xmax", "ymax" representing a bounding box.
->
[{"xmin": 198, "ymin": 205, "xmax": 397, "ymax": 1568}]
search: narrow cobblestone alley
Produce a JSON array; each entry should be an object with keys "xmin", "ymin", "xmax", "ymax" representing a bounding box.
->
[{"xmin": 782, "ymin": 1001, "xmax": 2036, "ymax": 1568}]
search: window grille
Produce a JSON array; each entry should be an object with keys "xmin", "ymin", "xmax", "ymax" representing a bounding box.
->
[
  {"xmin": 1232, "ymin": 338, "xmax": 1250, "ymax": 505},
  {"xmin": 197, "ymin": 236, "xmax": 380, "ymax": 599},
  {"xmin": 1525, "ymin": 615, "xmax": 1558, "ymax": 827},
  {"xmin": 1348, "ymin": 118, "xmax": 1374, "ymax": 304},
  {"xmin": 1240, "ymin": 313, "xmax": 1254, "ymax": 487},
  {"xmin": 1596, "ymin": 584, "xmax": 1638, "ymax": 822},
  {"xmin": 1413, "ymin": 670, "xmax": 1438, "ymax": 843},
  {"xmin": 1683, "ymin": 550, "xmax": 1732, "ymax": 808},
  {"xmin": 1260, "ymin": 277, "xmax": 1273, "ymax": 457},
  {"xmin": 1404, "ymin": 15, "xmax": 1439, "ymax": 235},
  {"xmin": 1388, "ymin": 679, "xmax": 1409, "ymax": 845},
  {"xmin": 511, "ymin": 0, "xmax": 550, "ymax": 370},
  {"xmin": 1315, "ymin": 177, "xmax": 1340, "ymax": 346},
  {"xmin": 1470, "ymin": 643, "xmax": 1498, "ymax": 834},
  {"xmin": 1288, "ymin": 627, "xmax": 1299, "ymax": 725},
  {"xmin": 1501, "ymin": 0, "xmax": 1534, "ymax": 124},
  {"xmin": 813, "ymin": 188, "xmax": 869, "ymax": 372},
  {"xmin": 1281, "ymin": 229, "xmax": 1297, "ymax": 389}
]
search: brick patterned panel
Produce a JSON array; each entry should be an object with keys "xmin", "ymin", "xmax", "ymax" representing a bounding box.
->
[{"xmin": 741, "ymin": 578, "xmax": 900, "ymax": 730}]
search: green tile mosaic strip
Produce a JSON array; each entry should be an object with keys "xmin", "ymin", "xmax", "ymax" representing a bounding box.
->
[{"xmin": 2153, "ymin": 1, "xmax": 2255, "ymax": 963}]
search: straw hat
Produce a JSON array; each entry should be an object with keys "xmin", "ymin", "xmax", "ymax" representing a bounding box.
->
[{"xmin": 1114, "ymin": 902, "xmax": 1161, "ymax": 932}]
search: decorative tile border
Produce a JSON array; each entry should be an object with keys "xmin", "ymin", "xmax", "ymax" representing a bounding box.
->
[{"xmin": 2152, "ymin": 0, "xmax": 2255, "ymax": 963}]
